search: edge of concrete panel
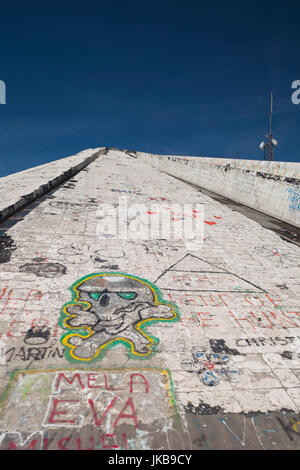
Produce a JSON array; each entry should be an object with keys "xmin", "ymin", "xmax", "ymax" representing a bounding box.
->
[
  {"xmin": 0, "ymin": 147, "xmax": 107, "ymax": 223},
  {"xmin": 135, "ymin": 151, "xmax": 300, "ymax": 228},
  {"xmin": 136, "ymin": 151, "xmax": 300, "ymax": 179}
]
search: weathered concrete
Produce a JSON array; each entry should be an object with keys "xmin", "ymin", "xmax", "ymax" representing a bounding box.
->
[
  {"xmin": 0, "ymin": 148, "xmax": 300, "ymax": 450},
  {"xmin": 136, "ymin": 151, "xmax": 300, "ymax": 228},
  {"xmin": 0, "ymin": 147, "xmax": 105, "ymax": 222}
]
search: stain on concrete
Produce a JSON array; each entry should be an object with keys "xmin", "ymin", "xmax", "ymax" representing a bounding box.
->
[
  {"xmin": 183, "ymin": 409, "xmax": 300, "ymax": 449},
  {"xmin": 184, "ymin": 401, "xmax": 224, "ymax": 415},
  {"xmin": 0, "ymin": 235, "xmax": 16, "ymax": 263},
  {"xmin": 209, "ymin": 339, "xmax": 241, "ymax": 356},
  {"xmin": 280, "ymin": 351, "xmax": 293, "ymax": 360},
  {"xmin": 19, "ymin": 262, "xmax": 66, "ymax": 278}
]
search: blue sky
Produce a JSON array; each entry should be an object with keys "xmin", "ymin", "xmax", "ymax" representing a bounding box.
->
[{"xmin": 0, "ymin": 0, "xmax": 300, "ymax": 176}]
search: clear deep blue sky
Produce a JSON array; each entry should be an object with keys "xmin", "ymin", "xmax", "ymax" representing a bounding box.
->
[{"xmin": 0, "ymin": 0, "xmax": 300, "ymax": 176}]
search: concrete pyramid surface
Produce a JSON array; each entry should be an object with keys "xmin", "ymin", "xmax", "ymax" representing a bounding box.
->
[
  {"xmin": 0, "ymin": 148, "xmax": 300, "ymax": 449},
  {"xmin": 0, "ymin": 147, "xmax": 105, "ymax": 220}
]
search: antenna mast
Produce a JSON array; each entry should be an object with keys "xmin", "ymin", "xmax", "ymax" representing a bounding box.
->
[
  {"xmin": 270, "ymin": 91, "xmax": 273, "ymax": 136},
  {"xmin": 259, "ymin": 91, "xmax": 277, "ymax": 161}
]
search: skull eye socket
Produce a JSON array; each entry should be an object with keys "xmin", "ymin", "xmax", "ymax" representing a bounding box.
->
[
  {"xmin": 89, "ymin": 292, "xmax": 102, "ymax": 301},
  {"xmin": 117, "ymin": 292, "xmax": 137, "ymax": 300},
  {"xmin": 88, "ymin": 292, "xmax": 137, "ymax": 301},
  {"xmin": 88, "ymin": 292, "xmax": 111, "ymax": 307}
]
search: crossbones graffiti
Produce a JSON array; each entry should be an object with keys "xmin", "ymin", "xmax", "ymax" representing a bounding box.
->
[{"xmin": 60, "ymin": 272, "xmax": 179, "ymax": 361}]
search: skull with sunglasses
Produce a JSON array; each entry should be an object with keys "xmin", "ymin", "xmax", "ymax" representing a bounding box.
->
[{"xmin": 64, "ymin": 273, "xmax": 175, "ymax": 359}]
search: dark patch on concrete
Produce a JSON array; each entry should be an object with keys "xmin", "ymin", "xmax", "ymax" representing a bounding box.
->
[
  {"xmin": 124, "ymin": 150, "xmax": 137, "ymax": 159},
  {"xmin": 241, "ymin": 408, "xmax": 295, "ymax": 418},
  {"xmin": 93, "ymin": 257, "xmax": 107, "ymax": 263},
  {"xmin": 209, "ymin": 339, "xmax": 241, "ymax": 356},
  {"xmin": 19, "ymin": 262, "xmax": 66, "ymax": 278},
  {"xmin": 255, "ymin": 171, "xmax": 300, "ymax": 186},
  {"xmin": 0, "ymin": 235, "xmax": 16, "ymax": 263},
  {"xmin": 184, "ymin": 401, "xmax": 224, "ymax": 415},
  {"xmin": 281, "ymin": 351, "xmax": 293, "ymax": 360},
  {"xmin": 99, "ymin": 264, "xmax": 119, "ymax": 270},
  {"xmin": 276, "ymin": 416, "xmax": 296, "ymax": 442},
  {"xmin": 255, "ymin": 171, "xmax": 281, "ymax": 181},
  {"xmin": 62, "ymin": 183, "xmax": 76, "ymax": 189},
  {"xmin": 274, "ymin": 229, "xmax": 300, "ymax": 244},
  {"xmin": 184, "ymin": 409, "xmax": 300, "ymax": 449}
]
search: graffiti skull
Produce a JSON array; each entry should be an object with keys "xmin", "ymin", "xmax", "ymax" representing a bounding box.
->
[
  {"xmin": 61, "ymin": 273, "xmax": 178, "ymax": 360},
  {"xmin": 75, "ymin": 275, "xmax": 155, "ymax": 328}
]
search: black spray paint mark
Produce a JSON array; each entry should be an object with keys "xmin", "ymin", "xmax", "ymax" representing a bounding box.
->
[
  {"xmin": 154, "ymin": 253, "xmax": 266, "ymax": 293},
  {"xmin": 19, "ymin": 262, "xmax": 66, "ymax": 278},
  {"xmin": 24, "ymin": 326, "xmax": 51, "ymax": 345},
  {"xmin": 184, "ymin": 401, "xmax": 224, "ymax": 415},
  {"xmin": 99, "ymin": 265, "xmax": 120, "ymax": 270},
  {"xmin": 281, "ymin": 351, "xmax": 293, "ymax": 360},
  {"xmin": 209, "ymin": 339, "xmax": 241, "ymax": 356},
  {"xmin": 6, "ymin": 346, "xmax": 65, "ymax": 362},
  {"xmin": 0, "ymin": 235, "xmax": 16, "ymax": 263}
]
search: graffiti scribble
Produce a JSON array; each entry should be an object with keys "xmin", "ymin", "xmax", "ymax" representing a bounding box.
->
[
  {"xmin": 182, "ymin": 346, "xmax": 241, "ymax": 386},
  {"xmin": 287, "ymin": 186, "xmax": 300, "ymax": 212}
]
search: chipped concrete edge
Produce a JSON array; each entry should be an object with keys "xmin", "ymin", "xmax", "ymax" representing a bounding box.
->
[{"xmin": 0, "ymin": 147, "xmax": 108, "ymax": 223}]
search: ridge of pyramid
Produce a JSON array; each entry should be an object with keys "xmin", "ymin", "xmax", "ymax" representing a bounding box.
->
[{"xmin": 0, "ymin": 147, "xmax": 105, "ymax": 222}]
